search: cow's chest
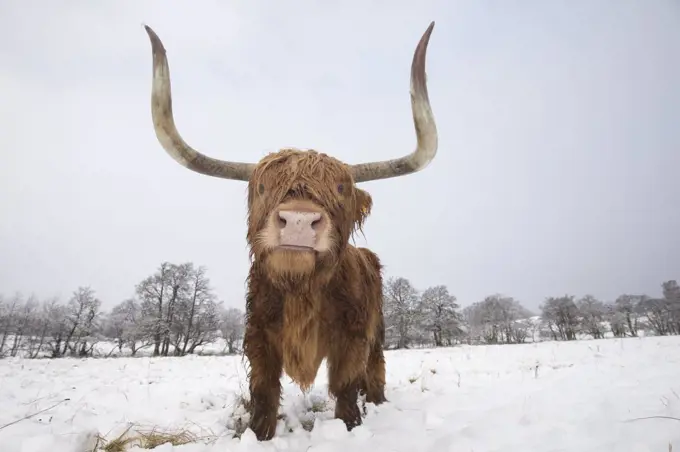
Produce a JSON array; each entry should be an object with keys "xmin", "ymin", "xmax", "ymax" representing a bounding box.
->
[{"xmin": 280, "ymin": 293, "xmax": 329, "ymax": 390}]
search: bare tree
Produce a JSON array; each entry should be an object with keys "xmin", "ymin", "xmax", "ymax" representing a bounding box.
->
[
  {"xmin": 220, "ymin": 307, "xmax": 245, "ymax": 354},
  {"xmin": 614, "ymin": 294, "xmax": 645, "ymax": 337},
  {"xmin": 135, "ymin": 262, "xmax": 221, "ymax": 356},
  {"xmin": 603, "ymin": 303, "xmax": 627, "ymax": 338},
  {"xmin": 462, "ymin": 295, "xmax": 532, "ymax": 344},
  {"xmin": 577, "ymin": 295, "xmax": 607, "ymax": 339},
  {"xmin": 61, "ymin": 287, "xmax": 102, "ymax": 357},
  {"xmin": 661, "ymin": 280, "xmax": 680, "ymax": 334},
  {"xmin": 103, "ymin": 301, "xmax": 129, "ymax": 352},
  {"xmin": 418, "ymin": 285, "xmax": 462, "ymax": 346},
  {"xmin": 42, "ymin": 298, "xmax": 68, "ymax": 357},
  {"xmin": 632, "ymin": 282, "xmax": 679, "ymax": 337},
  {"xmin": 24, "ymin": 298, "xmax": 57, "ymax": 359},
  {"xmin": 102, "ymin": 298, "xmax": 150, "ymax": 355},
  {"xmin": 511, "ymin": 319, "xmax": 532, "ymax": 343},
  {"xmin": 540, "ymin": 295, "xmax": 580, "ymax": 341},
  {"xmin": 8, "ymin": 295, "xmax": 39, "ymax": 357},
  {"xmin": 183, "ymin": 297, "xmax": 220, "ymax": 354},
  {"xmin": 136, "ymin": 262, "xmax": 176, "ymax": 356},
  {"xmin": 0, "ymin": 292, "xmax": 23, "ymax": 357},
  {"xmin": 638, "ymin": 297, "xmax": 672, "ymax": 335},
  {"xmin": 383, "ymin": 277, "xmax": 421, "ymax": 349},
  {"xmin": 462, "ymin": 301, "xmax": 480, "ymax": 343},
  {"xmin": 175, "ymin": 265, "xmax": 219, "ymax": 355}
]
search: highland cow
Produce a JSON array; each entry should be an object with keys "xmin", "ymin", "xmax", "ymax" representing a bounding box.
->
[{"xmin": 142, "ymin": 22, "xmax": 439, "ymax": 441}]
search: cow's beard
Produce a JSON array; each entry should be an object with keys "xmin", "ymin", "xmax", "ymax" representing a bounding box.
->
[
  {"xmin": 266, "ymin": 248, "xmax": 316, "ymax": 276},
  {"xmin": 260, "ymin": 247, "xmax": 339, "ymax": 293}
]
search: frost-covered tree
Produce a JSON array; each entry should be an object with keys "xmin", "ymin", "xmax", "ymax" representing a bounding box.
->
[
  {"xmin": 162, "ymin": 263, "xmax": 194, "ymax": 355},
  {"xmin": 614, "ymin": 294, "xmax": 645, "ymax": 337},
  {"xmin": 7, "ymin": 295, "xmax": 39, "ymax": 357},
  {"xmin": 638, "ymin": 297, "xmax": 673, "ymax": 336},
  {"xmin": 172, "ymin": 265, "xmax": 221, "ymax": 355},
  {"xmin": 634, "ymin": 281, "xmax": 679, "ymax": 336},
  {"xmin": 136, "ymin": 262, "xmax": 186, "ymax": 356},
  {"xmin": 23, "ymin": 298, "xmax": 59, "ymax": 359},
  {"xmin": 540, "ymin": 295, "xmax": 579, "ymax": 341},
  {"xmin": 462, "ymin": 294, "xmax": 532, "ymax": 344},
  {"xmin": 0, "ymin": 292, "xmax": 24, "ymax": 357},
  {"xmin": 61, "ymin": 287, "xmax": 103, "ymax": 357},
  {"xmin": 103, "ymin": 298, "xmax": 150, "ymax": 355},
  {"xmin": 104, "ymin": 300, "xmax": 131, "ymax": 352},
  {"xmin": 419, "ymin": 285, "xmax": 462, "ymax": 346},
  {"xmin": 135, "ymin": 261, "xmax": 221, "ymax": 356},
  {"xmin": 44, "ymin": 298, "xmax": 69, "ymax": 357},
  {"xmin": 383, "ymin": 277, "xmax": 421, "ymax": 349},
  {"xmin": 0, "ymin": 293, "xmax": 49, "ymax": 358},
  {"xmin": 576, "ymin": 295, "xmax": 607, "ymax": 339},
  {"xmin": 661, "ymin": 280, "xmax": 680, "ymax": 334},
  {"xmin": 603, "ymin": 302, "xmax": 627, "ymax": 338},
  {"xmin": 220, "ymin": 307, "xmax": 245, "ymax": 354}
]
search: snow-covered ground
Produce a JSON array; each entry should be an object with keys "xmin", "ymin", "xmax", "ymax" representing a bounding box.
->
[{"xmin": 1, "ymin": 336, "xmax": 679, "ymax": 452}]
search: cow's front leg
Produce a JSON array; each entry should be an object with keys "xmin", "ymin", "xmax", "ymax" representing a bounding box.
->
[
  {"xmin": 327, "ymin": 336, "xmax": 369, "ymax": 430},
  {"xmin": 244, "ymin": 324, "xmax": 282, "ymax": 441}
]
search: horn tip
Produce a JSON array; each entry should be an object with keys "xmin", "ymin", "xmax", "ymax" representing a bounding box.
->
[
  {"xmin": 143, "ymin": 24, "xmax": 166, "ymax": 56},
  {"xmin": 143, "ymin": 24, "xmax": 154, "ymax": 37},
  {"xmin": 424, "ymin": 21, "xmax": 435, "ymax": 40}
]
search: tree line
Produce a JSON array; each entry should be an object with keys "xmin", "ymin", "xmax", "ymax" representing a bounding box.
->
[
  {"xmin": 385, "ymin": 277, "xmax": 679, "ymax": 348},
  {"xmin": 1, "ymin": 262, "xmax": 678, "ymax": 359},
  {"xmin": 0, "ymin": 262, "xmax": 245, "ymax": 359}
]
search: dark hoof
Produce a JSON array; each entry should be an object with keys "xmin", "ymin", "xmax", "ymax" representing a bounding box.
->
[
  {"xmin": 249, "ymin": 410, "xmax": 277, "ymax": 441},
  {"xmin": 336, "ymin": 403, "xmax": 362, "ymax": 431},
  {"xmin": 344, "ymin": 416, "xmax": 362, "ymax": 431},
  {"xmin": 365, "ymin": 391, "xmax": 387, "ymax": 405}
]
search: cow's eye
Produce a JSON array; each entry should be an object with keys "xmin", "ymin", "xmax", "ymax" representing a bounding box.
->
[
  {"xmin": 337, "ymin": 183, "xmax": 344, "ymax": 194},
  {"xmin": 258, "ymin": 183, "xmax": 265, "ymax": 194}
]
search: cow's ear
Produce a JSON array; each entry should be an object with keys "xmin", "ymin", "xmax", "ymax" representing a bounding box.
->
[{"xmin": 354, "ymin": 187, "xmax": 372, "ymax": 229}]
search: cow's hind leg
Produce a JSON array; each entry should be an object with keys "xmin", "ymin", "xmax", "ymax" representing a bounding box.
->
[
  {"xmin": 327, "ymin": 338, "xmax": 367, "ymax": 430},
  {"xmin": 356, "ymin": 247, "xmax": 387, "ymax": 405},
  {"xmin": 244, "ymin": 323, "xmax": 282, "ymax": 441},
  {"xmin": 361, "ymin": 337, "xmax": 387, "ymax": 405}
]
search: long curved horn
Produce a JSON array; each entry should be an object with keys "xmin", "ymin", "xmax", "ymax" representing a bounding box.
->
[
  {"xmin": 144, "ymin": 25, "xmax": 255, "ymax": 181},
  {"xmin": 351, "ymin": 22, "xmax": 438, "ymax": 183}
]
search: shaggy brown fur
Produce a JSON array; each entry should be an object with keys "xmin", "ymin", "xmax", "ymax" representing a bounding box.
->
[{"xmin": 242, "ymin": 149, "xmax": 387, "ymax": 441}]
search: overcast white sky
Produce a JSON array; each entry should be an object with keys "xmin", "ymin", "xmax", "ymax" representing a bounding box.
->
[{"xmin": 1, "ymin": 1, "xmax": 679, "ymax": 312}]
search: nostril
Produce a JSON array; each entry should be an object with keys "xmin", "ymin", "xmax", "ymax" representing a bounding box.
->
[
  {"xmin": 311, "ymin": 217, "xmax": 322, "ymax": 230},
  {"xmin": 278, "ymin": 212, "xmax": 287, "ymax": 228}
]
